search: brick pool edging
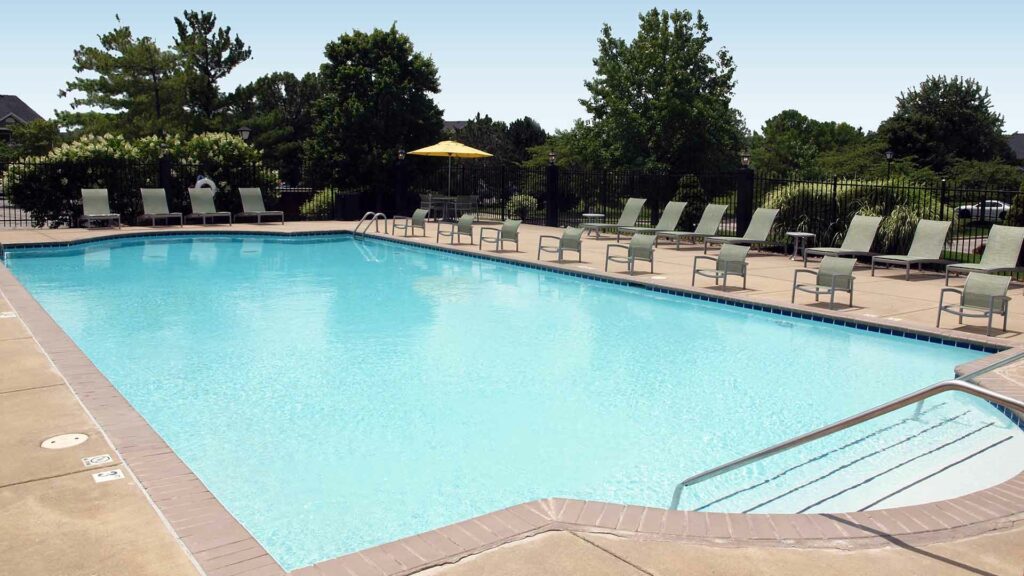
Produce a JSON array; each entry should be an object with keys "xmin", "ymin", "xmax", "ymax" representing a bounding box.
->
[{"xmin": 0, "ymin": 227, "xmax": 1022, "ymax": 576}]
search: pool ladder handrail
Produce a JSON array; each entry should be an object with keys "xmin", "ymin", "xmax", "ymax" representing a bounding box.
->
[
  {"xmin": 668, "ymin": 376, "xmax": 1024, "ymax": 510},
  {"xmin": 355, "ymin": 212, "xmax": 388, "ymax": 236}
]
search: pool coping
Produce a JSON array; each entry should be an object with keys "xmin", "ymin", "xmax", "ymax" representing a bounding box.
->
[{"xmin": 0, "ymin": 226, "xmax": 1022, "ymax": 576}]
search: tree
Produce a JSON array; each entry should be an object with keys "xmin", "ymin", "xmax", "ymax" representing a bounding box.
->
[
  {"xmin": 879, "ymin": 75, "xmax": 1013, "ymax": 171},
  {"xmin": 507, "ymin": 117, "xmax": 546, "ymax": 164},
  {"xmin": 58, "ymin": 18, "xmax": 184, "ymax": 137},
  {"xmin": 751, "ymin": 110, "xmax": 865, "ymax": 176},
  {"xmin": 526, "ymin": 120, "xmax": 611, "ymax": 169},
  {"xmin": 229, "ymin": 71, "xmax": 318, "ymax": 183},
  {"xmin": 0, "ymin": 120, "xmax": 64, "ymax": 162},
  {"xmin": 306, "ymin": 25, "xmax": 443, "ymax": 188},
  {"xmin": 580, "ymin": 8, "xmax": 745, "ymax": 172},
  {"xmin": 173, "ymin": 10, "xmax": 252, "ymax": 131},
  {"xmin": 453, "ymin": 113, "xmax": 513, "ymax": 166}
]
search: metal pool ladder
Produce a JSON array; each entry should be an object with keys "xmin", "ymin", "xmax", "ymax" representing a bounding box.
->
[
  {"xmin": 355, "ymin": 211, "xmax": 388, "ymax": 236},
  {"xmin": 668, "ymin": 354, "xmax": 1024, "ymax": 510}
]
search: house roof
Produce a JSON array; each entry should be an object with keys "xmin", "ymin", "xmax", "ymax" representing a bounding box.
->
[
  {"xmin": 1007, "ymin": 133, "xmax": 1024, "ymax": 161},
  {"xmin": 0, "ymin": 95, "xmax": 44, "ymax": 125},
  {"xmin": 443, "ymin": 120, "xmax": 468, "ymax": 133}
]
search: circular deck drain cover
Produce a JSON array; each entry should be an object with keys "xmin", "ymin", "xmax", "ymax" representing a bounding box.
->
[{"xmin": 41, "ymin": 433, "xmax": 89, "ymax": 449}]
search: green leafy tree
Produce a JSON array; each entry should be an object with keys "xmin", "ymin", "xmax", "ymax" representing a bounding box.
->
[
  {"xmin": 306, "ymin": 25, "xmax": 443, "ymax": 188},
  {"xmin": 751, "ymin": 110, "xmax": 865, "ymax": 177},
  {"xmin": 525, "ymin": 120, "xmax": 611, "ymax": 169},
  {"xmin": 507, "ymin": 116, "xmax": 547, "ymax": 164},
  {"xmin": 229, "ymin": 71, "xmax": 319, "ymax": 183},
  {"xmin": 580, "ymin": 8, "xmax": 745, "ymax": 172},
  {"xmin": 58, "ymin": 18, "xmax": 185, "ymax": 137},
  {"xmin": 173, "ymin": 10, "xmax": 252, "ymax": 131},
  {"xmin": 453, "ymin": 113, "xmax": 513, "ymax": 167},
  {"xmin": 879, "ymin": 75, "xmax": 1013, "ymax": 170},
  {"xmin": 0, "ymin": 120, "xmax": 64, "ymax": 162}
]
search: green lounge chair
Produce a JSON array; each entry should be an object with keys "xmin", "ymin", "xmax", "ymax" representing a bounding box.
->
[
  {"xmin": 139, "ymin": 188, "xmax": 183, "ymax": 227},
  {"xmin": 78, "ymin": 188, "xmax": 121, "ymax": 229},
  {"xmin": 870, "ymin": 219, "xmax": 952, "ymax": 280},
  {"xmin": 620, "ymin": 201, "xmax": 688, "ymax": 237},
  {"xmin": 580, "ymin": 197, "xmax": 646, "ymax": 240},
  {"xmin": 237, "ymin": 187, "xmax": 285, "ymax": 224},
  {"xmin": 605, "ymin": 233, "xmax": 656, "ymax": 274},
  {"xmin": 392, "ymin": 208, "xmax": 429, "ymax": 237},
  {"xmin": 803, "ymin": 214, "xmax": 882, "ymax": 266},
  {"xmin": 937, "ymin": 272, "xmax": 1011, "ymax": 336},
  {"xmin": 437, "ymin": 213, "xmax": 475, "ymax": 244},
  {"xmin": 692, "ymin": 244, "xmax": 750, "ymax": 289},
  {"xmin": 657, "ymin": 204, "xmax": 728, "ymax": 249},
  {"xmin": 945, "ymin": 225, "xmax": 1024, "ymax": 285},
  {"xmin": 538, "ymin": 226, "xmax": 584, "ymax": 262},
  {"xmin": 704, "ymin": 208, "xmax": 780, "ymax": 254},
  {"xmin": 185, "ymin": 187, "xmax": 232, "ymax": 225},
  {"xmin": 479, "ymin": 219, "xmax": 521, "ymax": 251},
  {"xmin": 792, "ymin": 256, "xmax": 856, "ymax": 309}
]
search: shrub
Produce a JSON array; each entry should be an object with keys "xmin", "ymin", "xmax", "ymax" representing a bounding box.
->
[
  {"xmin": 505, "ymin": 193, "xmax": 538, "ymax": 219},
  {"xmin": 2, "ymin": 132, "xmax": 275, "ymax": 227},
  {"xmin": 763, "ymin": 180, "xmax": 940, "ymax": 253},
  {"xmin": 674, "ymin": 174, "xmax": 708, "ymax": 229},
  {"xmin": 298, "ymin": 187, "xmax": 369, "ymax": 219}
]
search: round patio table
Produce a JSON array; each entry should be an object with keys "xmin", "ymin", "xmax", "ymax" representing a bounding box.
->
[
  {"xmin": 786, "ymin": 231, "xmax": 815, "ymax": 261},
  {"xmin": 582, "ymin": 213, "xmax": 604, "ymax": 237}
]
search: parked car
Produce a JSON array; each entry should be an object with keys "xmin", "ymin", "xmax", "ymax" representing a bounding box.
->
[{"xmin": 957, "ymin": 200, "xmax": 1009, "ymax": 221}]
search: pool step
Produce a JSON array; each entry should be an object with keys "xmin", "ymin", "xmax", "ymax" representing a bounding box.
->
[{"xmin": 682, "ymin": 398, "xmax": 1020, "ymax": 514}]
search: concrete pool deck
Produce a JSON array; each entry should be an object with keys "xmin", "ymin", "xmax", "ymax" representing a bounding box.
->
[{"xmin": 0, "ymin": 220, "xmax": 1022, "ymax": 576}]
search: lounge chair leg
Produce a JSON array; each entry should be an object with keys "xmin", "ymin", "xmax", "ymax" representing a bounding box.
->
[{"xmin": 906, "ymin": 264, "xmax": 911, "ymax": 281}]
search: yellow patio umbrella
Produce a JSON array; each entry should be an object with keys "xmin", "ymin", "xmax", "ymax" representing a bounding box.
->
[{"xmin": 407, "ymin": 140, "xmax": 492, "ymax": 196}]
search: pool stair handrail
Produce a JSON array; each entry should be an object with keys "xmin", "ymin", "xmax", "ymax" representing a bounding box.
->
[
  {"xmin": 355, "ymin": 212, "xmax": 388, "ymax": 236},
  {"xmin": 668, "ymin": 373, "xmax": 1024, "ymax": 510}
]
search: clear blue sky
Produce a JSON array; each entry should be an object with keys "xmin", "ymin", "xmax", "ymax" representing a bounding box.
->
[{"xmin": 2, "ymin": 0, "xmax": 1021, "ymax": 135}]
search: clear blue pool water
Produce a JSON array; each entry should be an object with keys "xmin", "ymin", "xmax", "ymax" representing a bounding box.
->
[{"xmin": 5, "ymin": 234, "xmax": 1019, "ymax": 570}]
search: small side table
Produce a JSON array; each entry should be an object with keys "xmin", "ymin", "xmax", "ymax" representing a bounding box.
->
[
  {"xmin": 582, "ymin": 213, "xmax": 605, "ymax": 237},
  {"xmin": 786, "ymin": 231, "xmax": 815, "ymax": 261}
]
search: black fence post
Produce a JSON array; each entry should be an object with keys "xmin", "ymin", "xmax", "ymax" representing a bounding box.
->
[
  {"xmin": 940, "ymin": 178, "xmax": 948, "ymax": 221},
  {"xmin": 394, "ymin": 155, "xmax": 408, "ymax": 217},
  {"xmin": 736, "ymin": 167, "xmax": 754, "ymax": 235},
  {"xmin": 499, "ymin": 165, "xmax": 507, "ymax": 220},
  {"xmin": 158, "ymin": 151, "xmax": 171, "ymax": 192},
  {"xmin": 545, "ymin": 161, "xmax": 559, "ymax": 226}
]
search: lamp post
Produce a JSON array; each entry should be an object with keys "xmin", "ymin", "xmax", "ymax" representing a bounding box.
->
[
  {"xmin": 237, "ymin": 126, "xmax": 251, "ymax": 141},
  {"xmin": 740, "ymin": 152, "xmax": 751, "ymax": 169},
  {"xmin": 885, "ymin": 150, "xmax": 894, "ymax": 178},
  {"xmin": 548, "ymin": 150, "xmax": 557, "ymax": 165}
]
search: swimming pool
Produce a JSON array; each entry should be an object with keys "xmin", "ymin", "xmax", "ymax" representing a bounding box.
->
[{"xmin": 5, "ymin": 234, "xmax": 1022, "ymax": 570}]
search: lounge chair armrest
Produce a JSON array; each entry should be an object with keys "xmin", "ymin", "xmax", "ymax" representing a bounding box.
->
[
  {"xmin": 793, "ymin": 268, "xmax": 817, "ymax": 282},
  {"xmin": 693, "ymin": 255, "xmax": 717, "ymax": 267},
  {"xmin": 991, "ymin": 294, "xmax": 1011, "ymax": 311},
  {"xmin": 538, "ymin": 235, "xmax": 560, "ymax": 244},
  {"xmin": 606, "ymin": 243, "xmax": 628, "ymax": 258}
]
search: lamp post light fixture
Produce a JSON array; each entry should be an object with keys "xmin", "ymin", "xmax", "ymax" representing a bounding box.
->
[
  {"xmin": 548, "ymin": 150, "xmax": 557, "ymax": 165},
  {"xmin": 398, "ymin": 149, "xmax": 406, "ymax": 161},
  {"xmin": 885, "ymin": 149, "xmax": 894, "ymax": 178},
  {"xmin": 237, "ymin": 126, "xmax": 252, "ymax": 141},
  {"xmin": 740, "ymin": 153, "xmax": 751, "ymax": 168}
]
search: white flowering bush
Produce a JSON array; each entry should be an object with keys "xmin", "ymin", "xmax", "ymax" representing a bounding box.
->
[{"xmin": 3, "ymin": 133, "xmax": 276, "ymax": 227}]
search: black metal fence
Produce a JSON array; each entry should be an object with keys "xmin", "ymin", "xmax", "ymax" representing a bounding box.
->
[{"xmin": 2, "ymin": 158, "xmax": 1021, "ymax": 263}]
